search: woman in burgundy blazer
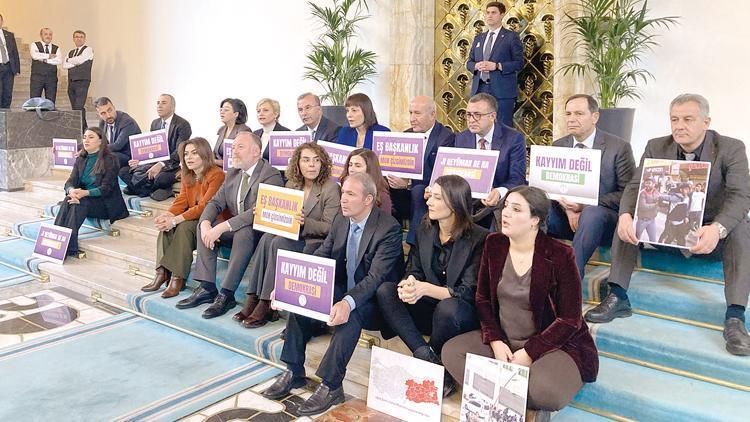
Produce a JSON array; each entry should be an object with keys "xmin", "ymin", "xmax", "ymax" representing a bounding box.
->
[{"xmin": 442, "ymin": 186, "xmax": 598, "ymax": 413}]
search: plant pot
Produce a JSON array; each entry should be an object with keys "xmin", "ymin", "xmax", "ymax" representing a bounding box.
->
[
  {"xmin": 597, "ymin": 108, "xmax": 636, "ymax": 142},
  {"xmin": 322, "ymin": 105, "xmax": 348, "ymax": 129}
]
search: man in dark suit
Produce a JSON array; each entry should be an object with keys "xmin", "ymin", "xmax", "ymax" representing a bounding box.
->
[
  {"xmin": 454, "ymin": 93, "xmax": 526, "ymax": 228},
  {"xmin": 0, "ymin": 15, "xmax": 21, "ymax": 108},
  {"xmin": 62, "ymin": 30, "xmax": 93, "ymax": 131},
  {"xmin": 466, "ymin": 1, "xmax": 523, "ymax": 127},
  {"xmin": 385, "ymin": 96, "xmax": 454, "ymax": 244},
  {"xmin": 177, "ymin": 131, "xmax": 283, "ymax": 319},
  {"xmin": 29, "ymin": 27, "xmax": 61, "ymax": 104},
  {"xmin": 119, "ymin": 94, "xmax": 192, "ymax": 201},
  {"xmin": 95, "ymin": 97, "xmax": 141, "ymax": 168},
  {"xmin": 547, "ymin": 94, "xmax": 635, "ymax": 280},
  {"xmin": 263, "ymin": 172, "xmax": 404, "ymax": 415},
  {"xmin": 585, "ymin": 94, "xmax": 750, "ymax": 356},
  {"xmin": 296, "ymin": 92, "xmax": 340, "ymax": 141}
]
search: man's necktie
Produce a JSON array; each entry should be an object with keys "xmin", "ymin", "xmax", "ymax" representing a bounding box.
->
[
  {"xmin": 311, "ymin": 129, "xmax": 317, "ymax": 140},
  {"xmin": 481, "ymin": 32, "xmax": 495, "ymax": 82},
  {"xmin": 161, "ymin": 120, "xmax": 166, "ymax": 130},
  {"xmin": 44, "ymin": 44, "xmax": 49, "ymax": 54},
  {"xmin": 74, "ymin": 48, "xmax": 80, "ymax": 56},
  {"xmin": 108, "ymin": 124, "xmax": 115, "ymax": 142},
  {"xmin": 346, "ymin": 224, "xmax": 362, "ymax": 290},
  {"xmin": 684, "ymin": 152, "xmax": 696, "ymax": 161},
  {"xmin": 575, "ymin": 143, "xmax": 587, "ymax": 149},
  {"xmin": 479, "ymin": 138, "xmax": 487, "ymax": 150},
  {"xmin": 0, "ymin": 37, "xmax": 8, "ymax": 64},
  {"xmin": 238, "ymin": 172, "xmax": 251, "ymax": 213}
]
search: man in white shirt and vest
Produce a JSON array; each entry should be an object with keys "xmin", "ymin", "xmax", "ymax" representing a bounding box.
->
[
  {"xmin": 30, "ymin": 27, "xmax": 61, "ymax": 103},
  {"xmin": 63, "ymin": 30, "xmax": 93, "ymax": 131}
]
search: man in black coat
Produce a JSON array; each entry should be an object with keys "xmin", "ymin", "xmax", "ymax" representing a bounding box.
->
[
  {"xmin": 296, "ymin": 92, "xmax": 340, "ymax": 141},
  {"xmin": 119, "ymin": 94, "xmax": 192, "ymax": 200},
  {"xmin": 95, "ymin": 97, "xmax": 141, "ymax": 168},
  {"xmin": 0, "ymin": 15, "xmax": 21, "ymax": 108}
]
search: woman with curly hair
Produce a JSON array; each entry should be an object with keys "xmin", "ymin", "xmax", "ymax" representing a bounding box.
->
[{"xmin": 234, "ymin": 142, "xmax": 341, "ymax": 327}]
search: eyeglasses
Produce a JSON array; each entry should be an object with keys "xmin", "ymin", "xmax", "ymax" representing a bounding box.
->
[
  {"xmin": 465, "ymin": 112, "xmax": 494, "ymax": 121},
  {"xmin": 297, "ymin": 105, "xmax": 320, "ymax": 113}
]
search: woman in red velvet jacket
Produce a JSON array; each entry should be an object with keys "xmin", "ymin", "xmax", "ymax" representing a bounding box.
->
[{"xmin": 442, "ymin": 185, "xmax": 598, "ymax": 413}]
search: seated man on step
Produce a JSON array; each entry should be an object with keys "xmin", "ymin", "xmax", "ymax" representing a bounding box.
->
[
  {"xmin": 176, "ymin": 132, "xmax": 282, "ymax": 319},
  {"xmin": 585, "ymin": 94, "xmax": 750, "ymax": 356},
  {"xmin": 262, "ymin": 172, "xmax": 404, "ymax": 416}
]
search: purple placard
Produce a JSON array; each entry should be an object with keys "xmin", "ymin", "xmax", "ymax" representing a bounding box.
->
[
  {"xmin": 129, "ymin": 129, "xmax": 170, "ymax": 165},
  {"xmin": 52, "ymin": 138, "xmax": 78, "ymax": 170},
  {"xmin": 273, "ymin": 249, "xmax": 335, "ymax": 322},
  {"xmin": 430, "ymin": 147, "xmax": 500, "ymax": 199},
  {"xmin": 269, "ymin": 131, "xmax": 312, "ymax": 170},
  {"xmin": 318, "ymin": 141, "xmax": 357, "ymax": 183},
  {"xmin": 32, "ymin": 223, "xmax": 72, "ymax": 265},
  {"xmin": 223, "ymin": 139, "xmax": 234, "ymax": 172},
  {"xmin": 372, "ymin": 132, "xmax": 425, "ymax": 180}
]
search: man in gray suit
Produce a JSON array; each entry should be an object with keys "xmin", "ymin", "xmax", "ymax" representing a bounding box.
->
[
  {"xmin": 176, "ymin": 131, "xmax": 283, "ymax": 319},
  {"xmin": 263, "ymin": 172, "xmax": 405, "ymax": 415},
  {"xmin": 585, "ymin": 94, "xmax": 750, "ymax": 356},
  {"xmin": 546, "ymin": 94, "xmax": 635, "ymax": 280}
]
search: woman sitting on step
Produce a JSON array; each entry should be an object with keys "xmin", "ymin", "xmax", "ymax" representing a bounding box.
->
[
  {"xmin": 56, "ymin": 127, "xmax": 128, "ymax": 258},
  {"xmin": 141, "ymin": 137, "xmax": 226, "ymax": 298},
  {"xmin": 340, "ymin": 148, "xmax": 391, "ymax": 215},
  {"xmin": 233, "ymin": 142, "xmax": 340, "ymax": 327},
  {"xmin": 442, "ymin": 186, "xmax": 599, "ymax": 414},
  {"xmin": 376, "ymin": 175, "xmax": 488, "ymax": 397}
]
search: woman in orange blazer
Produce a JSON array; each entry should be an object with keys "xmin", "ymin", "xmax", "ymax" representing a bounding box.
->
[
  {"xmin": 442, "ymin": 186, "xmax": 598, "ymax": 415},
  {"xmin": 141, "ymin": 137, "xmax": 227, "ymax": 297}
]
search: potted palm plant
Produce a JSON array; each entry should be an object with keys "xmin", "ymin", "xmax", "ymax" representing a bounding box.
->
[
  {"xmin": 304, "ymin": 0, "xmax": 378, "ymax": 127},
  {"xmin": 560, "ymin": 0, "xmax": 678, "ymax": 141}
]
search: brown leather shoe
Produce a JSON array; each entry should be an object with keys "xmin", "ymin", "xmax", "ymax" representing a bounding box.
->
[
  {"xmin": 141, "ymin": 267, "xmax": 171, "ymax": 292},
  {"xmin": 233, "ymin": 294, "xmax": 260, "ymax": 322},
  {"xmin": 161, "ymin": 276, "xmax": 185, "ymax": 298},
  {"xmin": 241, "ymin": 300, "xmax": 279, "ymax": 328}
]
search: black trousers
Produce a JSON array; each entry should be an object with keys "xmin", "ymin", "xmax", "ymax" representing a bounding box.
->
[
  {"xmin": 0, "ymin": 64, "xmax": 15, "ymax": 108},
  {"xmin": 112, "ymin": 152, "xmax": 130, "ymax": 169},
  {"xmin": 54, "ymin": 196, "xmax": 110, "ymax": 254},
  {"xmin": 281, "ymin": 299, "xmax": 381, "ymax": 389},
  {"xmin": 30, "ymin": 73, "xmax": 57, "ymax": 103},
  {"xmin": 68, "ymin": 79, "xmax": 90, "ymax": 131},
  {"xmin": 376, "ymin": 281, "xmax": 478, "ymax": 355},
  {"xmin": 119, "ymin": 164, "xmax": 177, "ymax": 197}
]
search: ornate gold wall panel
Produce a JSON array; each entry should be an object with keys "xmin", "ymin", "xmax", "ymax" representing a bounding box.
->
[{"xmin": 435, "ymin": 0, "xmax": 555, "ymax": 146}]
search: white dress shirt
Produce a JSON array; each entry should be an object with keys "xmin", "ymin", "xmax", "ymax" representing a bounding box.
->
[
  {"xmin": 62, "ymin": 45, "xmax": 94, "ymax": 69},
  {"xmin": 0, "ymin": 31, "xmax": 11, "ymax": 64},
  {"xmin": 30, "ymin": 42, "xmax": 62, "ymax": 65},
  {"xmin": 573, "ymin": 128, "xmax": 597, "ymax": 149}
]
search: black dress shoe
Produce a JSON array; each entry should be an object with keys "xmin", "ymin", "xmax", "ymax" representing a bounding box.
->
[
  {"xmin": 298, "ymin": 383, "xmax": 345, "ymax": 416},
  {"xmin": 122, "ymin": 187, "xmax": 134, "ymax": 196},
  {"xmin": 202, "ymin": 292, "xmax": 237, "ymax": 319},
  {"xmin": 175, "ymin": 288, "xmax": 217, "ymax": 309},
  {"xmin": 443, "ymin": 371, "xmax": 457, "ymax": 398},
  {"xmin": 724, "ymin": 318, "xmax": 750, "ymax": 356},
  {"xmin": 261, "ymin": 370, "xmax": 307, "ymax": 400},
  {"xmin": 413, "ymin": 345, "xmax": 440, "ymax": 365},
  {"xmin": 584, "ymin": 293, "xmax": 632, "ymax": 323}
]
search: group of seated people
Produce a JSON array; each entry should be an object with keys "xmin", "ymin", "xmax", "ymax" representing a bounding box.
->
[{"xmin": 54, "ymin": 91, "xmax": 750, "ymax": 417}]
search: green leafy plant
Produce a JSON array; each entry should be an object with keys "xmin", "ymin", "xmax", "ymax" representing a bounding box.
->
[
  {"xmin": 303, "ymin": 0, "xmax": 378, "ymax": 106},
  {"xmin": 560, "ymin": 0, "xmax": 679, "ymax": 108}
]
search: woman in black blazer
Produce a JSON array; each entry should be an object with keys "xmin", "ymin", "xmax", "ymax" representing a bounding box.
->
[
  {"xmin": 376, "ymin": 174, "xmax": 488, "ymax": 396},
  {"xmin": 55, "ymin": 127, "xmax": 129, "ymax": 257},
  {"xmin": 253, "ymin": 98, "xmax": 290, "ymax": 161}
]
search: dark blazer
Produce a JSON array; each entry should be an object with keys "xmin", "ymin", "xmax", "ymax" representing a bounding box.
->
[
  {"xmin": 476, "ymin": 231, "xmax": 598, "ymax": 382},
  {"xmin": 455, "ymin": 123, "xmax": 527, "ymax": 190},
  {"xmin": 467, "ymin": 27, "xmax": 524, "ymax": 99},
  {"xmin": 150, "ymin": 114, "xmax": 192, "ymax": 172},
  {"xmin": 64, "ymin": 152, "xmax": 129, "ymax": 223},
  {"xmin": 1, "ymin": 29, "xmax": 20, "ymax": 74},
  {"xmin": 407, "ymin": 222, "xmax": 488, "ymax": 304},
  {"xmin": 291, "ymin": 179, "xmax": 341, "ymax": 253},
  {"xmin": 620, "ymin": 130, "xmax": 750, "ymax": 233},
  {"xmin": 213, "ymin": 123, "xmax": 252, "ymax": 160},
  {"xmin": 99, "ymin": 111, "xmax": 142, "ymax": 159},
  {"xmin": 255, "ymin": 122, "xmax": 290, "ymax": 161},
  {"xmin": 336, "ymin": 123, "xmax": 391, "ymax": 150},
  {"xmin": 200, "ymin": 159, "xmax": 283, "ymax": 230},
  {"xmin": 553, "ymin": 129, "xmax": 635, "ymax": 211},
  {"xmin": 296, "ymin": 115, "xmax": 341, "ymax": 142},
  {"xmin": 313, "ymin": 207, "xmax": 405, "ymax": 305},
  {"xmin": 405, "ymin": 121, "xmax": 455, "ymax": 186}
]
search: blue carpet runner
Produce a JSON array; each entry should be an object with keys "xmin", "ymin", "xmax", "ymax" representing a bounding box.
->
[{"xmin": 0, "ymin": 313, "xmax": 279, "ymax": 421}]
